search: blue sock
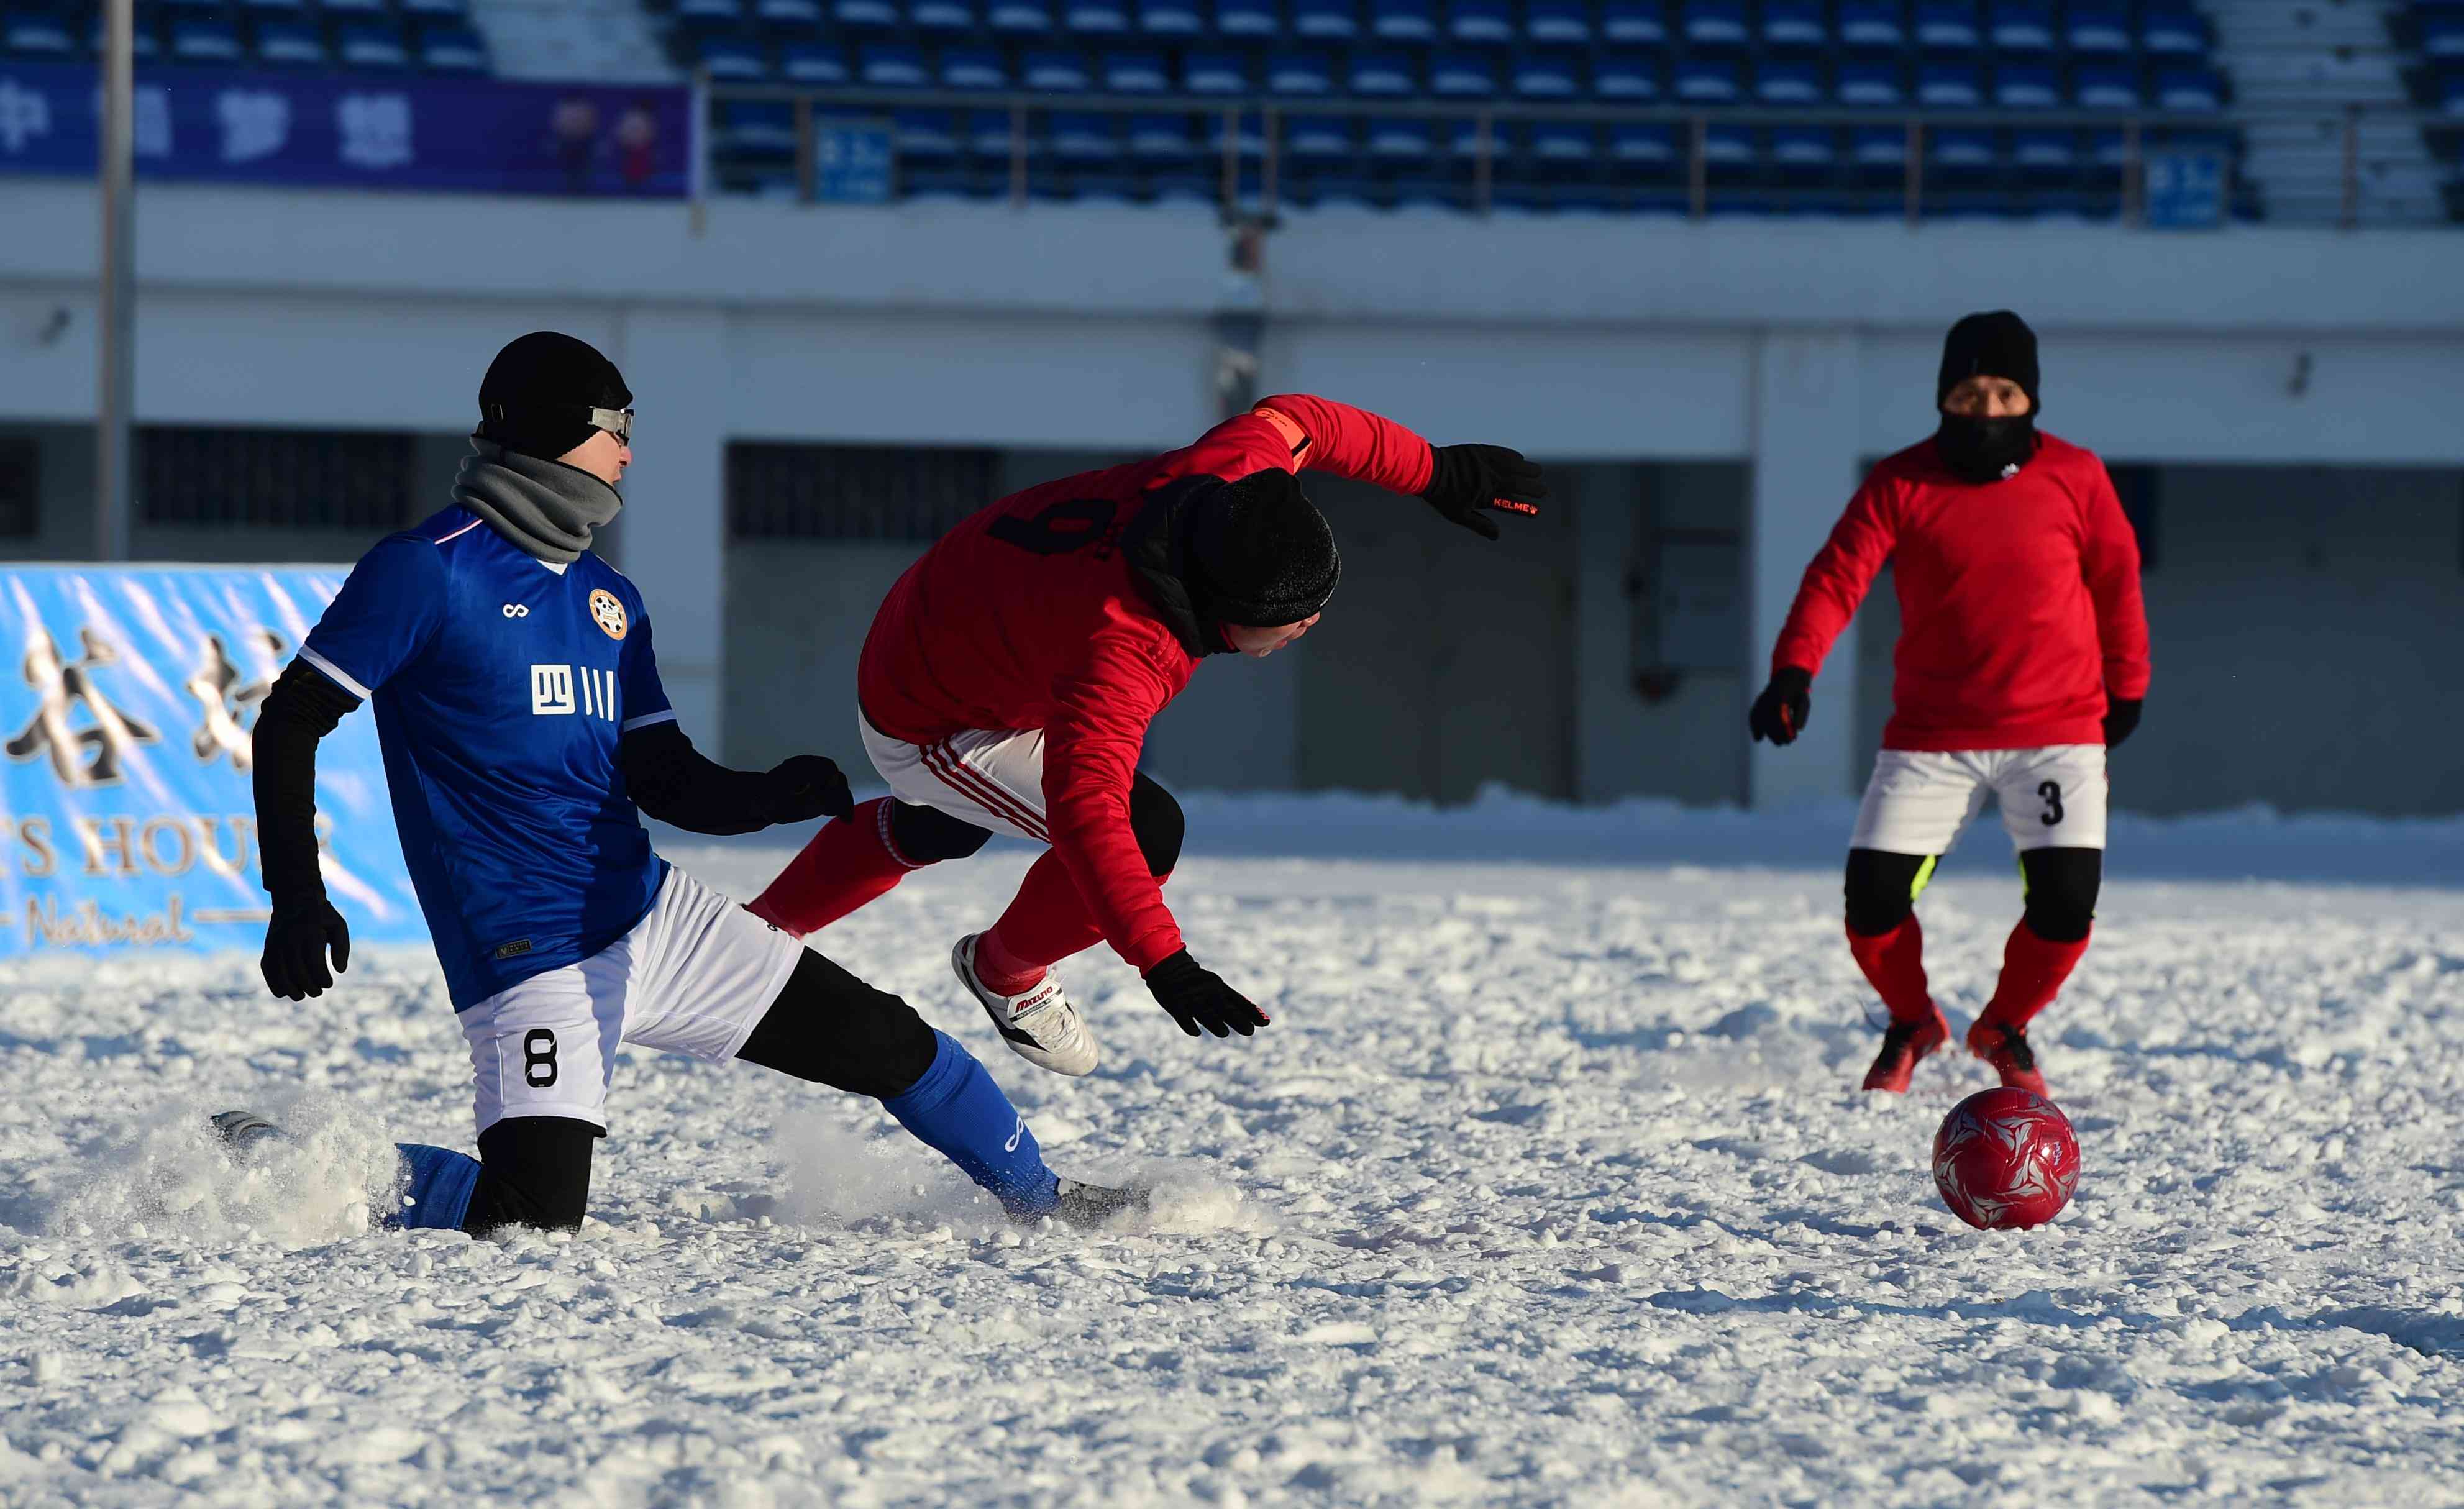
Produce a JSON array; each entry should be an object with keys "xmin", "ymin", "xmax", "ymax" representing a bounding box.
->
[
  {"xmin": 882, "ymin": 1031, "xmax": 1060, "ymax": 1216},
  {"xmin": 386, "ymin": 1144, "xmax": 482, "ymax": 1231}
]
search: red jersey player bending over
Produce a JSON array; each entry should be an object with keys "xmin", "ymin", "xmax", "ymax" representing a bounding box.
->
[
  {"xmin": 750, "ymin": 396, "xmax": 1545, "ymax": 1074},
  {"xmin": 1751, "ymin": 311, "xmax": 2151, "ymax": 1098}
]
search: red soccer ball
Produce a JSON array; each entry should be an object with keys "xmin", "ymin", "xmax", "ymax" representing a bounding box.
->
[{"xmin": 1932, "ymin": 1087, "xmax": 2080, "ymax": 1230}]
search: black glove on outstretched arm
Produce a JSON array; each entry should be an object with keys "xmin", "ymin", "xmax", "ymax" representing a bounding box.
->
[
  {"xmin": 759, "ymin": 754, "xmax": 855, "ymax": 825},
  {"xmin": 2103, "ymin": 696, "xmax": 2143, "ymax": 750},
  {"xmin": 263, "ymin": 900, "xmax": 352, "ymax": 1001},
  {"xmin": 1748, "ymin": 667, "xmax": 1814, "ymax": 747},
  {"xmin": 252, "ymin": 661, "xmax": 361, "ymax": 1001},
  {"xmin": 623, "ymin": 721, "xmax": 852, "ymax": 834},
  {"xmin": 1144, "ymin": 949, "xmax": 1272, "ymax": 1038},
  {"xmin": 1418, "ymin": 444, "xmax": 1548, "ymax": 540}
]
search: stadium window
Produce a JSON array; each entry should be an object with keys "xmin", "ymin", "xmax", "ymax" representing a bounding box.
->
[
  {"xmin": 2110, "ymin": 463, "xmax": 2160, "ymax": 571},
  {"xmin": 728, "ymin": 442, "xmax": 999, "ymax": 542},
  {"xmin": 0, "ymin": 437, "xmax": 35, "ymax": 537},
  {"xmin": 138, "ymin": 426, "xmax": 415, "ymax": 531}
]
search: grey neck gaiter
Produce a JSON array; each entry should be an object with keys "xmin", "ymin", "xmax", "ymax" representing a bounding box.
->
[{"xmin": 451, "ymin": 439, "xmax": 623, "ymax": 564}]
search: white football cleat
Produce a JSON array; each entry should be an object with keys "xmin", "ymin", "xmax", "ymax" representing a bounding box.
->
[{"xmin": 952, "ymin": 933, "xmax": 1098, "ymax": 1077}]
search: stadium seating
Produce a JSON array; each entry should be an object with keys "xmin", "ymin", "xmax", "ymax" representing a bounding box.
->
[
  {"xmin": 2398, "ymin": 1, "xmax": 2464, "ymax": 217},
  {"xmin": 0, "ymin": 0, "xmax": 493, "ymax": 76}
]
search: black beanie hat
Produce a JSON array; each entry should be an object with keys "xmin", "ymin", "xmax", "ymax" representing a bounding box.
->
[
  {"xmin": 1185, "ymin": 471, "xmax": 1342, "ymax": 627},
  {"xmin": 477, "ymin": 332, "xmax": 632, "ymax": 462},
  {"xmin": 1937, "ymin": 311, "xmax": 2040, "ymax": 411}
]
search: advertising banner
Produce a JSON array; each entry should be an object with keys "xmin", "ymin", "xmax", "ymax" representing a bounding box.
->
[
  {"xmin": 0, "ymin": 61, "xmax": 698, "ymax": 198},
  {"xmin": 0, "ymin": 567, "xmax": 422, "ymax": 956}
]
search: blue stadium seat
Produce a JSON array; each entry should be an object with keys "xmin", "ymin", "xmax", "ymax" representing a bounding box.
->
[
  {"xmin": 912, "ymin": 0, "xmax": 975, "ymax": 30},
  {"xmin": 1218, "ymin": 0, "xmax": 1281, "ymax": 34},
  {"xmin": 6, "ymin": 11, "xmax": 76, "ymax": 53},
  {"xmin": 1837, "ymin": 58, "xmax": 1903, "ymax": 105},
  {"xmin": 2065, "ymin": 1, "xmax": 2130, "ymax": 54},
  {"xmin": 1365, "ymin": 114, "xmax": 1434, "ymax": 155},
  {"xmin": 2155, "ymin": 68, "xmax": 2222, "ymax": 111},
  {"xmin": 335, "ymin": 21, "xmax": 409, "ymax": 67},
  {"xmin": 256, "ymin": 19, "xmax": 327, "ymax": 63},
  {"xmin": 1917, "ymin": 60, "xmax": 1982, "ymax": 106},
  {"xmin": 1594, "ymin": 52, "xmax": 1660, "ymax": 98},
  {"xmin": 1928, "ymin": 125, "xmax": 1997, "ymax": 172},
  {"xmin": 1994, "ymin": 62, "xmax": 2058, "ymax": 107},
  {"xmin": 1286, "ymin": 113, "xmax": 1355, "ymax": 156},
  {"xmin": 1763, "ymin": 0, "xmax": 1825, "ymax": 48},
  {"xmin": 1215, "ymin": 112, "xmax": 1266, "ymax": 155},
  {"xmin": 1987, "ymin": 0, "xmax": 2052, "ymax": 53},
  {"xmin": 833, "ymin": 0, "xmax": 899, "ymax": 25},
  {"xmin": 2073, "ymin": 62, "xmax": 2140, "ymax": 107},
  {"xmin": 1371, "ymin": 0, "xmax": 1436, "ymax": 40},
  {"xmin": 1184, "ymin": 48, "xmax": 1249, "ymax": 91},
  {"xmin": 859, "ymin": 41, "xmax": 929, "ymax": 84},
  {"xmin": 1067, "ymin": 0, "xmax": 1131, "ymax": 29},
  {"xmin": 1295, "ymin": 0, "xmax": 1358, "ymax": 35},
  {"xmin": 1051, "ymin": 112, "xmax": 1120, "ymax": 160},
  {"xmin": 2012, "ymin": 127, "xmax": 2076, "ymax": 175},
  {"xmin": 1681, "ymin": 0, "xmax": 1749, "ymax": 48},
  {"xmin": 895, "ymin": 109, "xmax": 961, "ymax": 156},
  {"xmin": 1449, "ymin": 0, "xmax": 1512, "ymax": 40},
  {"xmin": 1914, "ymin": 0, "xmax": 1978, "ymax": 52},
  {"xmin": 171, "ymin": 15, "xmax": 242, "ymax": 60},
  {"xmin": 966, "ymin": 109, "xmax": 1026, "ymax": 156},
  {"xmin": 1514, "ymin": 50, "xmax": 1582, "ymax": 96},
  {"xmin": 1771, "ymin": 124, "xmax": 1836, "ymax": 167},
  {"xmin": 1530, "ymin": 120, "xmax": 1596, "ymax": 161},
  {"xmin": 1600, "ymin": 0, "xmax": 1667, "ymax": 42},
  {"xmin": 1610, "ymin": 122, "xmax": 1678, "ymax": 167},
  {"xmin": 1851, "ymin": 124, "xmax": 1907, "ymax": 173},
  {"xmin": 1102, "ymin": 49, "xmax": 1169, "ymax": 89},
  {"xmin": 1348, "ymin": 49, "xmax": 1416, "ymax": 93},
  {"xmin": 677, "ymin": 0, "xmax": 744, "ymax": 25},
  {"xmin": 2424, "ymin": 15, "xmax": 2464, "ymax": 60},
  {"xmin": 401, "ymin": 0, "xmax": 468, "ymax": 18},
  {"xmin": 1430, "ymin": 48, "xmax": 1496, "ymax": 94},
  {"xmin": 782, "ymin": 43, "xmax": 851, "ymax": 81},
  {"xmin": 2435, "ymin": 70, "xmax": 2464, "ymax": 114},
  {"xmin": 1526, "ymin": 0, "xmax": 1589, "ymax": 42},
  {"xmin": 1129, "ymin": 112, "xmax": 1197, "ymax": 157},
  {"xmin": 1674, "ymin": 56, "xmax": 1739, "ymax": 101},
  {"xmin": 1138, "ymin": 0, "xmax": 1203, "ymax": 32},
  {"xmin": 1023, "ymin": 48, "xmax": 1092, "ymax": 87},
  {"xmin": 2140, "ymin": 4, "xmax": 2208, "ymax": 56},
  {"xmin": 419, "ymin": 24, "xmax": 489, "ymax": 70},
  {"xmin": 1757, "ymin": 57, "xmax": 1823, "ymax": 103},
  {"xmin": 239, "ymin": 0, "xmax": 307, "ymax": 17},
  {"xmin": 1700, "ymin": 122, "xmax": 1754, "ymax": 166},
  {"xmin": 319, "ymin": 0, "xmax": 390, "ymax": 17},
  {"xmin": 988, "ymin": 0, "xmax": 1054, "ymax": 30},
  {"xmin": 1837, "ymin": 0, "xmax": 1903, "ymax": 49},
  {"xmin": 941, "ymin": 44, "xmax": 1008, "ymax": 86},
  {"xmin": 756, "ymin": 0, "xmax": 824, "ymax": 26},
  {"xmin": 1268, "ymin": 50, "xmax": 1336, "ymax": 93},
  {"xmin": 722, "ymin": 101, "xmax": 798, "ymax": 156}
]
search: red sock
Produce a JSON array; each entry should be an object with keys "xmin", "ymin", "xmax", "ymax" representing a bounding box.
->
[
  {"xmin": 1846, "ymin": 915, "xmax": 1935, "ymax": 1023},
  {"xmin": 747, "ymin": 798, "xmax": 918, "ymax": 937},
  {"xmin": 976, "ymin": 850, "xmax": 1151, "ymax": 992},
  {"xmin": 1980, "ymin": 921, "xmax": 2091, "ymax": 1034}
]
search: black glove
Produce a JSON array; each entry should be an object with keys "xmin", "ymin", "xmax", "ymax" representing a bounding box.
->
[
  {"xmin": 1418, "ymin": 444, "xmax": 1547, "ymax": 540},
  {"xmin": 1143, "ymin": 949, "xmax": 1272, "ymax": 1039},
  {"xmin": 262, "ymin": 898, "xmax": 350, "ymax": 1001},
  {"xmin": 2103, "ymin": 697, "xmax": 2143, "ymax": 750},
  {"xmin": 1748, "ymin": 667, "xmax": 1814, "ymax": 746},
  {"xmin": 760, "ymin": 755, "xmax": 853, "ymax": 824}
]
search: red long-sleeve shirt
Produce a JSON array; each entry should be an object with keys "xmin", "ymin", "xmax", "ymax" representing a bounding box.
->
[
  {"xmin": 859, "ymin": 395, "xmax": 1435, "ymax": 970},
  {"xmin": 1771, "ymin": 432, "xmax": 2151, "ymax": 752}
]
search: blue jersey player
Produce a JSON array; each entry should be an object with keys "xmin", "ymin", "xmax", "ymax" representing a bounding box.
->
[{"xmin": 230, "ymin": 332, "xmax": 1139, "ymax": 1234}]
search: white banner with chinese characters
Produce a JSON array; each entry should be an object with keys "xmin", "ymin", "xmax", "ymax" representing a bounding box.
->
[{"xmin": 0, "ymin": 568, "xmax": 422, "ymax": 955}]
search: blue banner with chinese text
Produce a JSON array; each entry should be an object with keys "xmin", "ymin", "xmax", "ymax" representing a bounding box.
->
[
  {"xmin": 0, "ymin": 61, "xmax": 698, "ymax": 198},
  {"xmin": 0, "ymin": 567, "xmax": 423, "ymax": 955}
]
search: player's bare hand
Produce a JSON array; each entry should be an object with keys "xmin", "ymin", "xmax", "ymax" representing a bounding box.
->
[
  {"xmin": 1143, "ymin": 950, "xmax": 1272, "ymax": 1039},
  {"xmin": 262, "ymin": 900, "xmax": 351, "ymax": 1001},
  {"xmin": 1419, "ymin": 444, "xmax": 1548, "ymax": 540},
  {"xmin": 762, "ymin": 755, "xmax": 854, "ymax": 824}
]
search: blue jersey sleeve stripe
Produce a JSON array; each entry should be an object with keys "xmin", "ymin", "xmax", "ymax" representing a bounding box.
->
[
  {"xmin": 621, "ymin": 709, "xmax": 678, "ymax": 733},
  {"xmin": 296, "ymin": 646, "xmax": 374, "ymax": 701}
]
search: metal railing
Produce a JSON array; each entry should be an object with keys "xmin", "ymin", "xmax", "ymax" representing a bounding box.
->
[{"xmin": 699, "ymin": 78, "xmax": 2463, "ymax": 229}]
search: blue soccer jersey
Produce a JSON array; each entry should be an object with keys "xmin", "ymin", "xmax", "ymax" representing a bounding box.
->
[{"xmin": 299, "ymin": 508, "xmax": 672, "ymax": 1010}]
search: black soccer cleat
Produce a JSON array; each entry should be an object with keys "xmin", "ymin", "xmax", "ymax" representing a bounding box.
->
[
  {"xmin": 1052, "ymin": 1179, "xmax": 1149, "ymax": 1229},
  {"xmin": 210, "ymin": 1110, "xmax": 285, "ymax": 1153}
]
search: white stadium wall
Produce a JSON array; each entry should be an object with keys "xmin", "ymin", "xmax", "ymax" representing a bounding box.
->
[{"xmin": 4, "ymin": 180, "xmax": 2463, "ymax": 813}]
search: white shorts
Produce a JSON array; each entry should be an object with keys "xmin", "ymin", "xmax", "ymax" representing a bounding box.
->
[
  {"xmin": 459, "ymin": 865, "xmax": 804, "ymax": 1136},
  {"xmin": 861, "ymin": 712, "xmax": 1052, "ymax": 844},
  {"xmin": 1849, "ymin": 744, "xmax": 2109, "ymax": 857}
]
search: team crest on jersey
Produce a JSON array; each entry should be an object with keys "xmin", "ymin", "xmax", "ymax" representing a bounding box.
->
[{"xmin": 587, "ymin": 589, "xmax": 627, "ymax": 641}]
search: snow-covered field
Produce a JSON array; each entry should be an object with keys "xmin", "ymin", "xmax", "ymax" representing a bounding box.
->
[{"xmin": 5, "ymin": 801, "xmax": 2464, "ymax": 1507}]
